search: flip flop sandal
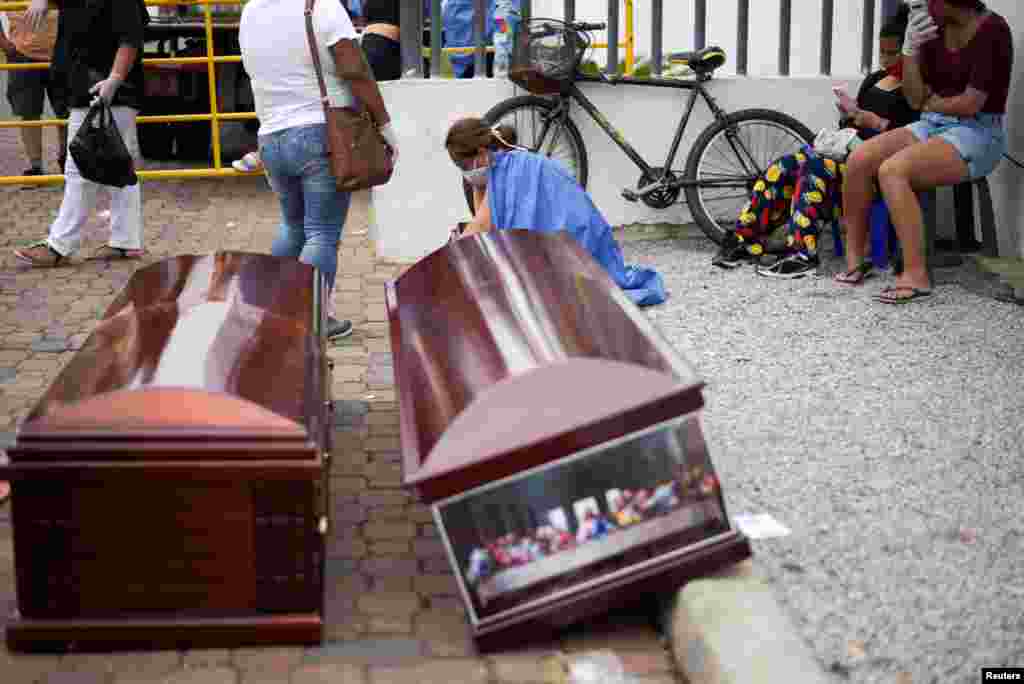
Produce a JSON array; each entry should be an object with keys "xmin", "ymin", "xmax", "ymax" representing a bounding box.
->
[
  {"xmin": 873, "ymin": 287, "xmax": 933, "ymax": 304},
  {"xmin": 833, "ymin": 261, "xmax": 875, "ymax": 286},
  {"xmin": 87, "ymin": 245, "xmax": 145, "ymax": 260},
  {"xmin": 14, "ymin": 239, "xmax": 66, "ymax": 267}
]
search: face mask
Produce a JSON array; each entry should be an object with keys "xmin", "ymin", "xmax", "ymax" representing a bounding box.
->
[{"xmin": 462, "ymin": 164, "xmax": 489, "ymax": 188}]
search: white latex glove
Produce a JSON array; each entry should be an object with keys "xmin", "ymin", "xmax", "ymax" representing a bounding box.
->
[
  {"xmin": 907, "ymin": 0, "xmax": 929, "ymax": 16},
  {"xmin": 903, "ymin": 9, "xmax": 939, "ymax": 57},
  {"xmin": 89, "ymin": 76, "xmax": 123, "ymax": 107},
  {"xmin": 378, "ymin": 123, "xmax": 399, "ymax": 163},
  {"xmin": 24, "ymin": 0, "xmax": 49, "ymax": 33}
]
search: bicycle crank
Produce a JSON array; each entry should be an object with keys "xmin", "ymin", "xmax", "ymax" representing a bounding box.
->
[{"xmin": 620, "ymin": 169, "xmax": 682, "ymax": 209}]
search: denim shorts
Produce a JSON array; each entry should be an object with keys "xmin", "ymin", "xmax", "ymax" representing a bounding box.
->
[{"xmin": 907, "ymin": 112, "xmax": 1006, "ymax": 180}]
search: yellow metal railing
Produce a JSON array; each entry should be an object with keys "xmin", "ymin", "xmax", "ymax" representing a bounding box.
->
[
  {"xmin": 0, "ymin": 0, "xmax": 254, "ymax": 186},
  {"xmin": 0, "ymin": 0, "xmax": 640, "ymax": 186}
]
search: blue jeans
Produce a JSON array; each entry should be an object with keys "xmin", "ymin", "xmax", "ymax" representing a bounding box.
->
[{"xmin": 258, "ymin": 123, "xmax": 351, "ymax": 293}]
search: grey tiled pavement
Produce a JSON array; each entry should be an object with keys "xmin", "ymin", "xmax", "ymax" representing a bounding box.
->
[{"xmin": 0, "ymin": 138, "xmax": 682, "ymax": 683}]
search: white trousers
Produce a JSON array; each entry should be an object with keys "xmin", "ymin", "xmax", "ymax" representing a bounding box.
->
[{"xmin": 47, "ymin": 106, "xmax": 143, "ymax": 257}]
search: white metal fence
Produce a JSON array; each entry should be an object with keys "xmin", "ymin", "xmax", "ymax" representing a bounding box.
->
[{"xmin": 398, "ymin": 0, "xmax": 905, "ymax": 78}]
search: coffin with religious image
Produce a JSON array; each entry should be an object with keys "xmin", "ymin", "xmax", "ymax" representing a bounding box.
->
[{"xmin": 386, "ymin": 230, "xmax": 750, "ymax": 652}]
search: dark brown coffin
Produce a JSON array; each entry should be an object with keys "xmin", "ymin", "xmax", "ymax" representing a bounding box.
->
[
  {"xmin": 0, "ymin": 252, "xmax": 333, "ymax": 652},
  {"xmin": 386, "ymin": 230, "xmax": 751, "ymax": 652}
]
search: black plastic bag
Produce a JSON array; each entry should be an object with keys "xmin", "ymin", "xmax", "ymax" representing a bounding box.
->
[{"xmin": 69, "ymin": 102, "xmax": 138, "ymax": 188}]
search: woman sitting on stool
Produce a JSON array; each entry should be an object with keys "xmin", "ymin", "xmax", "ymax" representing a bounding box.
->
[{"xmin": 837, "ymin": 0, "xmax": 1012, "ymax": 304}]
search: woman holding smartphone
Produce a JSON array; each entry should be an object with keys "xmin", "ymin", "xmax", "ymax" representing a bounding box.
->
[
  {"xmin": 713, "ymin": 3, "xmax": 919, "ymax": 279},
  {"xmin": 838, "ymin": 0, "xmax": 1013, "ymax": 303}
]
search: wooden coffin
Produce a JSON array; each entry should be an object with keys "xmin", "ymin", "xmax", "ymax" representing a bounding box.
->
[
  {"xmin": 0, "ymin": 252, "xmax": 333, "ymax": 652},
  {"xmin": 386, "ymin": 230, "xmax": 751, "ymax": 652}
]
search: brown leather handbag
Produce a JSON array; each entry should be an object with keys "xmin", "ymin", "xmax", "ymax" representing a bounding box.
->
[{"xmin": 304, "ymin": 0, "xmax": 394, "ymax": 191}]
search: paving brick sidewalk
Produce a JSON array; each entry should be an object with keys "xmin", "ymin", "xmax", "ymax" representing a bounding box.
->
[{"xmin": 0, "ymin": 176, "xmax": 681, "ymax": 683}]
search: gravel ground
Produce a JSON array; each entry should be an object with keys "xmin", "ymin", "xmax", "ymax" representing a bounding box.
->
[{"xmin": 621, "ymin": 235, "xmax": 1024, "ymax": 684}]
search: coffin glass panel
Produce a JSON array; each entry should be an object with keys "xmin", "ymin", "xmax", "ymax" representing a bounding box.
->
[{"xmin": 434, "ymin": 413, "xmax": 730, "ymax": 625}]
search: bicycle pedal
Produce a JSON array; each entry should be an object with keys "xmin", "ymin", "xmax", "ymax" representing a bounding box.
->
[{"xmin": 621, "ymin": 188, "xmax": 640, "ymax": 202}]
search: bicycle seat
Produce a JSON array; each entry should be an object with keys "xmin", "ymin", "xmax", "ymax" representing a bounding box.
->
[{"xmin": 668, "ymin": 46, "xmax": 727, "ymax": 73}]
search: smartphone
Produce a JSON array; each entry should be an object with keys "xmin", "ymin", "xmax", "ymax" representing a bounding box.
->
[{"xmin": 833, "ymin": 87, "xmax": 858, "ymax": 114}]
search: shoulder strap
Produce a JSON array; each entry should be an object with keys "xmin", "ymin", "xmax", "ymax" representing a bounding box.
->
[{"xmin": 304, "ymin": 0, "xmax": 331, "ymax": 113}]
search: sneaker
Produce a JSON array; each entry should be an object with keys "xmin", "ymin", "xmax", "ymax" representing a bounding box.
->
[
  {"xmin": 712, "ymin": 234, "xmax": 758, "ymax": 269},
  {"xmin": 756, "ymin": 252, "xmax": 820, "ymax": 279},
  {"xmin": 232, "ymin": 151, "xmax": 264, "ymax": 173},
  {"xmin": 326, "ymin": 316, "xmax": 353, "ymax": 340}
]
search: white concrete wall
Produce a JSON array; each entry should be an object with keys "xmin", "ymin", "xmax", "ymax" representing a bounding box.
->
[
  {"xmin": 982, "ymin": 0, "xmax": 1024, "ymax": 260},
  {"xmin": 372, "ymin": 0, "xmax": 1024, "ymax": 262},
  {"xmin": 373, "ymin": 75, "xmax": 861, "ymax": 261}
]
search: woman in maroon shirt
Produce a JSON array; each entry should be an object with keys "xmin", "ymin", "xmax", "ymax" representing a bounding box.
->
[{"xmin": 837, "ymin": 0, "xmax": 1013, "ymax": 304}]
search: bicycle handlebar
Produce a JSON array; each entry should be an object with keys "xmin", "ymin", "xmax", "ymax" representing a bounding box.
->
[
  {"xmin": 530, "ymin": 20, "xmax": 606, "ymax": 38},
  {"xmin": 571, "ymin": 22, "xmax": 607, "ymax": 32}
]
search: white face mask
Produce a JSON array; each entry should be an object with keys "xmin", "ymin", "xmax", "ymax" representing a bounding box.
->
[
  {"xmin": 460, "ymin": 150, "xmax": 490, "ymax": 187},
  {"xmin": 462, "ymin": 165, "xmax": 489, "ymax": 187}
]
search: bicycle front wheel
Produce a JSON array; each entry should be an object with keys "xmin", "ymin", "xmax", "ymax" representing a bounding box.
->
[
  {"xmin": 684, "ymin": 108, "xmax": 815, "ymax": 244},
  {"xmin": 483, "ymin": 95, "xmax": 589, "ymax": 189}
]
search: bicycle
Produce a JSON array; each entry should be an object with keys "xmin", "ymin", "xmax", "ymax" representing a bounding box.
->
[{"xmin": 482, "ymin": 18, "xmax": 816, "ymax": 245}]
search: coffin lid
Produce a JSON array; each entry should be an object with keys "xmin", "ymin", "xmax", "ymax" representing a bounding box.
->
[
  {"xmin": 14, "ymin": 252, "xmax": 324, "ymax": 450},
  {"xmin": 389, "ymin": 231, "xmax": 706, "ymax": 494},
  {"xmin": 412, "ymin": 356, "xmax": 703, "ymax": 483},
  {"xmin": 16, "ymin": 386, "xmax": 307, "ymax": 439}
]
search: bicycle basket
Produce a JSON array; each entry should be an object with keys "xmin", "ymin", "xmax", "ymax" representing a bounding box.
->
[{"xmin": 510, "ymin": 18, "xmax": 587, "ymax": 95}]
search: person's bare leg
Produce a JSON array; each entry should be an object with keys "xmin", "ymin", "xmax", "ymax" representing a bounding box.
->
[
  {"xmin": 19, "ymin": 118, "xmax": 43, "ymax": 169},
  {"xmin": 877, "ymin": 137, "xmax": 969, "ymax": 293},
  {"xmin": 840, "ymin": 129, "xmax": 918, "ymax": 273}
]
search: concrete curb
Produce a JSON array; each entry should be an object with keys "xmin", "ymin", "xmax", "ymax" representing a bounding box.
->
[{"xmin": 662, "ymin": 559, "xmax": 835, "ymax": 684}]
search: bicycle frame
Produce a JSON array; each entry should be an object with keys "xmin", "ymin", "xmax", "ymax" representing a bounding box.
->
[{"xmin": 545, "ymin": 73, "xmax": 763, "ymax": 193}]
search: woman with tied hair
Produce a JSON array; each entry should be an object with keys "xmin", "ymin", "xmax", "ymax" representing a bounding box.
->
[
  {"xmin": 838, "ymin": 0, "xmax": 1013, "ymax": 303},
  {"xmin": 445, "ymin": 117, "xmax": 667, "ymax": 307}
]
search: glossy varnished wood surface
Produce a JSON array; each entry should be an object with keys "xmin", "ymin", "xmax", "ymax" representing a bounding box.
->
[
  {"xmin": 387, "ymin": 230, "xmax": 705, "ymax": 500},
  {"xmin": 15, "ymin": 252, "xmax": 326, "ymax": 444},
  {"xmin": 3, "ymin": 252, "xmax": 330, "ymax": 650}
]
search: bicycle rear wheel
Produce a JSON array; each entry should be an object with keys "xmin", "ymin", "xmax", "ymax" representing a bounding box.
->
[
  {"xmin": 684, "ymin": 108, "xmax": 814, "ymax": 244},
  {"xmin": 483, "ymin": 95, "xmax": 589, "ymax": 189}
]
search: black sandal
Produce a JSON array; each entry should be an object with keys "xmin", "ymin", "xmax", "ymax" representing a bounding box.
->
[{"xmin": 833, "ymin": 261, "xmax": 874, "ymax": 286}]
